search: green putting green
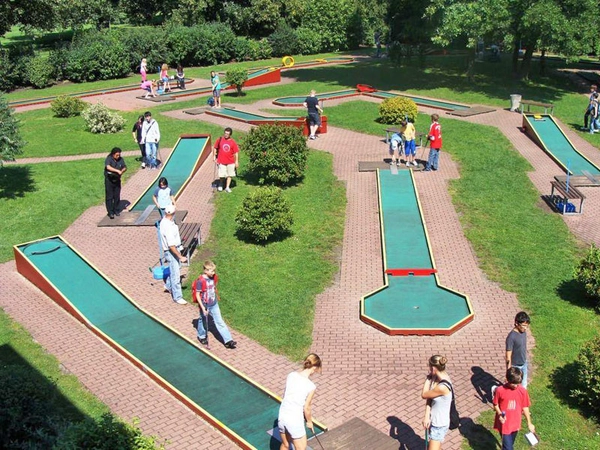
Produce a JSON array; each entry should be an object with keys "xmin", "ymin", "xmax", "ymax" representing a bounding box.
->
[
  {"xmin": 273, "ymin": 89, "xmax": 360, "ymax": 106},
  {"xmin": 525, "ymin": 114, "xmax": 600, "ymax": 175},
  {"xmin": 17, "ymin": 236, "xmax": 325, "ymax": 449},
  {"xmin": 360, "ymin": 170, "xmax": 472, "ymax": 334},
  {"xmin": 366, "ymin": 91, "xmax": 470, "ymax": 111},
  {"xmin": 208, "ymin": 107, "xmax": 301, "ymax": 122},
  {"xmin": 130, "ymin": 136, "xmax": 209, "ymax": 211}
]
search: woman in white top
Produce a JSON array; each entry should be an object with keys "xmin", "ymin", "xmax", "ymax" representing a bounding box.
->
[
  {"xmin": 278, "ymin": 353, "xmax": 322, "ymax": 450},
  {"xmin": 421, "ymin": 355, "xmax": 452, "ymax": 449}
]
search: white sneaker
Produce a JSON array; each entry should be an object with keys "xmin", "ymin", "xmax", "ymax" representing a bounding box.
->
[
  {"xmin": 141, "ymin": 162, "xmax": 146, "ymax": 169},
  {"xmin": 225, "ymin": 187, "xmax": 232, "ymax": 193},
  {"xmin": 413, "ymin": 161, "xmax": 419, "ymax": 166},
  {"xmin": 217, "ymin": 186, "xmax": 223, "ymax": 192},
  {"xmin": 174, "ymin": 298, "xmax": 187, "ymax": 305},
  {"xmin": 405, "ymin": 161, "xmax": 410, "ymax": 166}
]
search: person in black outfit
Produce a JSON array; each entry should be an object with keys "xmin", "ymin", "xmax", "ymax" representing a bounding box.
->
[
  {"xmin": 303, "ymin": 90, "xmax": 323, "ymax": 140},
  {"xmin": 105, "ymin": 147, "xmax": 127, "ymax": 219},
  {"xmin": 132, "ymin": 115, "xmax": 146, "ymax": 168}
]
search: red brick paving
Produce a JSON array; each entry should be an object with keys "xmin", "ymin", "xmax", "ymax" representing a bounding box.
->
[{"xmin": 3, "ymin": 88, "xmax": 599, "ymax": 449}]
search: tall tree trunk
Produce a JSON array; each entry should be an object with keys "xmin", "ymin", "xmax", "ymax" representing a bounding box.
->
[
  {"xmin": 512, "ymin": 38, "xmax": 520, "ymax": 77},
  {"xmin": 539, "ymin": 49, "xmax": 546, "ymax": 76},
  {"xmin": 466, "ymin": 48, "xmax": 476, "ymax": 82},
  {"xmin": 520, "ymin": 47, "xmax": 534, "ymax": 80}
]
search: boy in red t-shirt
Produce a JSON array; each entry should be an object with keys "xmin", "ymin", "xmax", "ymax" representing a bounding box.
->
[
  {"xmin": 493, "ymin": 367, "xmax": 535, "ymax": 450},
  {"xmin": 424, "ymin": 114, "xmax": 442, "ymax": 172},
  {"xmin": 213, "ymin": 127, "xmax": 239, "ymax": 193}
]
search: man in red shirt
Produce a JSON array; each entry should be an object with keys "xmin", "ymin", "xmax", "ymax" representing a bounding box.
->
[
  {"xmin": 213, "ymin": 127, "xmax": 239, "ymax": 193},
  {"xmin": 424, "ymin": 113, "xmax": 442, "ymax": 171}
]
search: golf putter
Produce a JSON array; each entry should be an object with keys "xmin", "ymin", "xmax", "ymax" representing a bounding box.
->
[
  {"xmin": 311, "ymin": 428, "xmax": 325, "ymax": 450},
  {"xmin": 203, "ymin": 312, "xmax": 210, "ymax": 349}
]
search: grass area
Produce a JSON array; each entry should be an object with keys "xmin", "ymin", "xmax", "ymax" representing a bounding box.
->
[
  {"xmin": 324, "ymin": 100, "xmax": 600, "ymax": 448},
  {"xmin": 185, "ymin": 149, "xmax": 346, "ymax": 361},
  {"xmin": 0, "ymin": 159, "xmax": 138, "ymax": 263}
]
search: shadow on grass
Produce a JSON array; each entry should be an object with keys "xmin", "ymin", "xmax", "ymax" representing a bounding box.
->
[
  {"xmin": 459, "ymin": 417, "xmax": 499, "ymax": 450},
  {"xmin": 386, "ymin": 416, "xmax": 425, "ymax": 450},
  {"xmin": 556, "ymin": 278, "xmax": 598, "ymax": 310},
  {"xmin": 0, "ymin": 165, "xmax": 35, "ymax": 199},
  {"xmin": 549, "ymin": 361, "xmax": 584, "ymax": 411},
  {"xmin": 471, "ymin": 366, "xmax": 502, "ymax": 405}
]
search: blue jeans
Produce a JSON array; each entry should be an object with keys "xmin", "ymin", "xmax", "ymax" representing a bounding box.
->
[
  {"xmin": 145, "ymin": 141, "xmax": 158, "ymax": 167},
  {"xmin": 164, "ymin": 251, "xmax": 183, "ymax": 302},
  {"xmin": 513, "ymin": 362, "xmax": 528, "ymax": 388},
  {"xmin": 197, "ymin": 302, "xmax": 233, "ymax": 343},
  {"xmin": 501, "ymin": 431, "xmax": 518, "ymax": 450},
  {"xmin": 426, "ymin": 148, "xmax": 440, "ymax": 170}
]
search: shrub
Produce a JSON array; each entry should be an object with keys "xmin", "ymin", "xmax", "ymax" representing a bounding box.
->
[
  {"xmin": 226, "ymin": 67, "xmax": 249, "ymax": 95},
  {"xmin": 0, "ymin": 95, "xmax": 25, "ymax": 164},
  {"xmin": 245, "ymin": 124, "xmax": 309, "ymax": 186},
  {"xmin": 233, "ymin": 37, "xmax": 254, "ymax": 61},
  {"xmin": 27, "ymin": 54, "xmax": 55, "ymax": 89},
  {"xmin": 55, "ymin": 413, "xmax": 166, "ymax": 449},
  {"xmin": 570, "ymin": 336, "xmax": 600, "ymax": 419},
  {"xmin": 48, "ymin": 45, "xmax": 70, "ymax": 81},
  {"xmin": 268, "ymin": 22, "xmax": 298, "ymax": 57},
  {"xmin": 378, "ymin": 96, "xmax": 418, "ymax": 124},
  {"xmin": 190, "ymin": 22, "xmax": 237, "ymax": 66},
  {"xmin": 0, "ymin": 45, "xmax": 34, "ymax": 91},
  {"xmin": 254, "ymin": 38, "xmax": 273, "ymax": 60},
  {"xmin": 294, "ymin": 27, "xmax": 322, "ymax": 55},
  {"xmin": 115, "ymin": 27, "xmax": 169, "ymax": 73},
  {"xmin": 82, "ymin": 102, "xmax": 125, "ymax": 134},
  {"xmin": 575, "ymin": 244, "xmax": 600, "ymax": 306},
  {"xmin": 51, "ymin": 96, "xmax": 86, "ymax": 118},
  {"xmin": 235, "ymin": 186, "xmax": 294, "ymax": 243}
]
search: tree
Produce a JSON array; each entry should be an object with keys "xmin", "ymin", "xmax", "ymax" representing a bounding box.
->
[
  {"xmin": 0, "ymin": 0, "xmax": 56, "ymax": 36},
  {"xmin": 0, "ymin": 96, "xmax": 25, "ymax": 165},
  {"xmin": 302, "ymin": 0, "xmax": 354, "ymax": 51}
]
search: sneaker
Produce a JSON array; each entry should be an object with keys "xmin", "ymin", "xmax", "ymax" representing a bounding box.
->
[
  {"xmin": 115, "ymin": 211, "xmax": 120, "ymax": 217},
  {"xmin": 225, "ymin": 340, "xmax": 237, "ymax": 349},
  {"xmin": 174, "ymin": 298, "xmax": 187, "ymax": 305},
  {"xmin": 423, "ymin": 168, "xmax": 431, "ymax": 172},
  {"xmin": 163, "ymin": 284, "xmax": 170, "ymax": 293},
  {"xmin": 217, "ymin": 186, "xmax": 223, "ymax": 192},
  {"xmin": 405, "ymin": 161, "xmax": 410, "ymax": 167},
  {"xmin": 141, "ymin": 162, "xmax": 146, "ymax": 169},
  {"xmin": 413, "ymin": 161, "xmax": 419, "ymax": 166},
  {"xmin": 108, "ymin": 214, "xmax": 114, "ymax": 219},
  {"xmin": 225, "ymin": 187, "xmax": 232, "ymax": 193},
  {"xmin": 198, "ymin": 337, "xmax": 208, "ymax": 345},
  {"xmin": 309, "ymin": 135, "xmax": 316, "ymax": 140}
]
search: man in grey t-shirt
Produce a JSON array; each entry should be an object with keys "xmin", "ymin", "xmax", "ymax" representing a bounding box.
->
[{"xmin": 505, "ymin": 311, "xmax": 531, "ymax": 388}]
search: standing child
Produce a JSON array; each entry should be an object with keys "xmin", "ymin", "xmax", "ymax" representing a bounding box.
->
[
  {"xmin": 424, "ymin": 114, "xmax": 442, "ymax": 172},
  {"xmin": 160, "ymin": 63, "xmax": 171, "ymax": 92},
  {"xmin": 140, "ymin": 58, "xmax": 147, "ymax": 81},
  {"xmin": 388, "ymin": 132, "xmax": 403, "ymax": 166},
  {"xmin": 152, "ymin": 177, "xmax": 176, "ymax": 217},
  {"xmin": 210, "ymin": 71, "xmax": 221, "ymax": 108},
  {"xmin": 401, "ymin": 118, "xmax": 417, "ymax": 166},
  {"xmin": 583, "ymin": 84, "xmax": 597, "ymax": 130},
  {"xmin": 505, "ymin": 311, "xmax": 531, "ymax": 388},
  {"xmin": 176, "ymin": 64, "xmax": 185, "ymax": 89},
  {"xmin": 194, "ymin": 260, "xmax": 237, "ymax": 349},
  {"xmin": 493, "ymin": 367, "xmax": 535, "ymax": 450},
  {"xmin": 132, "ymin": 115, "xmax": 146, "ymax": 167}
]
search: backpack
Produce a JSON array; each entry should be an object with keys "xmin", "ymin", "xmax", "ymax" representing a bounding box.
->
[
  {"xmin": 191, "ymin": 274, "xmax": 219, "ymax": 305},
  {"xmin": 439, "ymin": 380, "xmax": 460, "ymax": 430},
  {"xmin": 207, "ymin": 97, "xmax": 215, "ymax": 107}
]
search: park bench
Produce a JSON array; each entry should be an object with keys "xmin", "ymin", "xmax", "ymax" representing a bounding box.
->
[
  {"xmin": 549, "ymin": 180, "xmax": 585, "ymax": 214},
  {"xmin": 179, "ymin": 222, "xmax": 202, "ymax": 265},
  {"xmin": 520, "ymin": 100, "xmax": 554, "ymax": 115}
]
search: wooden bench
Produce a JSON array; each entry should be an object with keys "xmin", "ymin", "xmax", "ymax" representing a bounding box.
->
[
  {"xmin": 179, "ymin": 222, "xmax": 202, "ymax": 265},
  {"xmin": 520, "ymin": 100, "xmax": 554, "ymax": 115},
  {"xmin": 384, "ymin": 128, "xmax": 426, "ymax": 146},
  {"xmin": 550, "ymin": 180, "xmax": 585, "ymax": 214}
]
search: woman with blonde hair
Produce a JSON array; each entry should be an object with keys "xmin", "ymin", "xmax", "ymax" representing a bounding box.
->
[
  {"xmin": 422, "ymin": 355, "xmax": 452, "ymax": 449},
  {"xmin": 278, "ymin": 353, "xmax": 322, "ymax": 450}
]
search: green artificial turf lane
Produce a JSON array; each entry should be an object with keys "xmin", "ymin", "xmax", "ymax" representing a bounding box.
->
[
  {"xmin": 211, "ymin": 108, "xmax": 300, "ymax": 122},
  {"xmin": 363, "ymin": 275, "xmax": 470, "ymax": 329},
  {"xmin": 18, "ymin": 237, "xmax": 325, "ymax": 449},
  {"xmin": 368, "ymin": 91, "xmax": 470, "ymax": 110},
  {"xmin": 274, "ymin": 89, "xmax": 360, "ymax": 105},
  {"xmin": 130, "ymin": 136, "xmax": 209, "ymax": 211},
  {"xmin": 526, "ymin": 115, "xmax": 600, "ymax": 175},
  {"xmin": 379, "ymin": 170, "xmax": 432, "ymax": 269}
]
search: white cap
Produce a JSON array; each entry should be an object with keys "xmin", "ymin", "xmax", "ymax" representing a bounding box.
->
[{"xmin": 164, "ymin": 205, "xmax": 176, "ymax": 215}]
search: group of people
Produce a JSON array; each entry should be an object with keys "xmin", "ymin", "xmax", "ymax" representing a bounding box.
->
[
  {"xmin": 139, "ymin": 58, "xmax": 186, "ymax": 98},
  {"xmin": 583, "ymin": 84, "xmax": 599, "ymax": 133},
  {"xmin": 388, "ymin": 113, "xmax": 443, "ymax": 171},
  {"xmin": 132, "ymin": 111, "xmax": 160, "ymax": 169}
]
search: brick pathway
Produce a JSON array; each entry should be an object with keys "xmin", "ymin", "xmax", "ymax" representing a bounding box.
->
[{"xmin": 3, "ymin": 90, "xmax": 599, "ymax": 449}]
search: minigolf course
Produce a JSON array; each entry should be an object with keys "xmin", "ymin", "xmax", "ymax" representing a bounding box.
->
[
  {"xmin": 14, "ymin": 236, "xmax": 326, "ymax": 450},
  {"xmin": 522, "ymin": 113, "xmax": 600, "ymax": 176},
  {"xmin": 360, "ymin": 170, "xmax": 473, "ymax": 335}
]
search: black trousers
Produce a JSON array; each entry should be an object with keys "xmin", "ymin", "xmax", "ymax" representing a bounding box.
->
[{"xmin": 105, "ymin": 179, "xmax": 121, "ymax": 215}]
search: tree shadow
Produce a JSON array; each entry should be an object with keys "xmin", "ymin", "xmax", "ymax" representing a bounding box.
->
[
  {"xmin": 234, "ymin": 228, "xmax": 293, "ymax": 246},
  {"xmin": 459, "ymin": 417, "xmax": 499, "ymax": 450},
  {"xmin": 0, "ymin": 165, "xmax": 36, "ymax": 199},
  {"xmin": 471, "ymin": 366, "xmax": 502, "ymax": 405},
  {"xmin": 386, "ymin": 416, "xmax": 425, "ymax": 450},
  {"xmin": 556, "ymin": 278, "xmax": 597, "ymax": 310},
  {"xmin": 549, "ymin": 361, "xmax": 585, "ymax": 412}
]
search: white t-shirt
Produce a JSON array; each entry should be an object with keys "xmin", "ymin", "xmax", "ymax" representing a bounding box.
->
[
  {"xmin": 154, "ymin": 186, "xmax": 173, "ymax": 209},
  {"xmin": 160, "ymin": 217, "xmax": 181, "ymax": 251},
  {"xmin": 278, "ymin": 372, "xmax": 316, "ymax": 421}
]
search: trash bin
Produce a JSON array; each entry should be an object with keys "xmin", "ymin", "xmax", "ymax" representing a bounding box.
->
[{"xmin": 510, "ymin": 94, "xmax": 522, "ymax": 112}]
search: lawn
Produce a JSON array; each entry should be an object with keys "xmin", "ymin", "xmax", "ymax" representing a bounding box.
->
[
  {"xmin": 185, "ymin": 149, "xmax": 346, "ymax": 361},
  {"xmin": 321, "ymin": 100, "xmax": 600, "ymax": 449}
]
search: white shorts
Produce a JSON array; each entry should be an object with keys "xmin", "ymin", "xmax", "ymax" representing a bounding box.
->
[
  {"xmin": 278, "ymin": 416, "xmax": 305, "ymax": 440},
  {"xmin": 218, "ymin": 163, "xmax": 236, "ymax": 178}
]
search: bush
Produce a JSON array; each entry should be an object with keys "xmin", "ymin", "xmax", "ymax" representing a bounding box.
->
[
  {"xmin": 570, "ymin": 336, "xmax": 600, "ymax": 419},
  {"xmin": 268, "ymin": 22, "xmax": 299, "ymax": 57},
  {"xmin": 55, "ymin": 413, "xmax": 166, "ymax": 450},
  {"xmin": 0, "ymin": 95, "xmax": 25, "ymax": 164},
  {"xmin": 51, "ymin": 96, "xmax": 86, "ymax": 118},
  {"xmin": 0, "ymin": 45, "xmax": 34, "ymax": 91},
  {"xmin": 235, "ymin": 186, "xmax": 294, "ymax": 243},
  {"xmin": 48, "ymin": 45, "xmax": 70, "ymax": 81},
  {"xmin": 575, "ymin": 244, "xmax": 600, "ymax": 306},
  {"xmin": 82, "ymin": 102, "xmax": 125, "ymax": 134},
  {"xmin": 27, "ymin": 54, "xmax": 55, "ymax": 89},
  {"xmin": 190, "ymin": 22, "xmax": 237, "ymax": 66},
  {"xmin": 294, "ymin": 27, "xmax": 322, "ymax": 55},
  {"xmin": 378, "ymin": 96, "xmax": 418, "ymax": 124},
  {"xmin": 115, "ymin": 27, "xmax": 169, "ymax": 73},
  {"xmin": 244, "ymin": 124, "xmax": 309, "ymax": 185},
  {"xmin": 226, "ymin": 67, "xmax": 249, "ymax": 95}
]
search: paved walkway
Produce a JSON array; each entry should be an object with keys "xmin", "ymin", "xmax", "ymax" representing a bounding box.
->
[{"xmin": 3, "ymin": 88, "xmax": 599, "ymax": 449}]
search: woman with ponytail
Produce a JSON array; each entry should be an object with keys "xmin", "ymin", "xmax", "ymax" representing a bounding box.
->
[{"xmin": 422, "ymin": 355, "xmax": 452, "ymax": 449}]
